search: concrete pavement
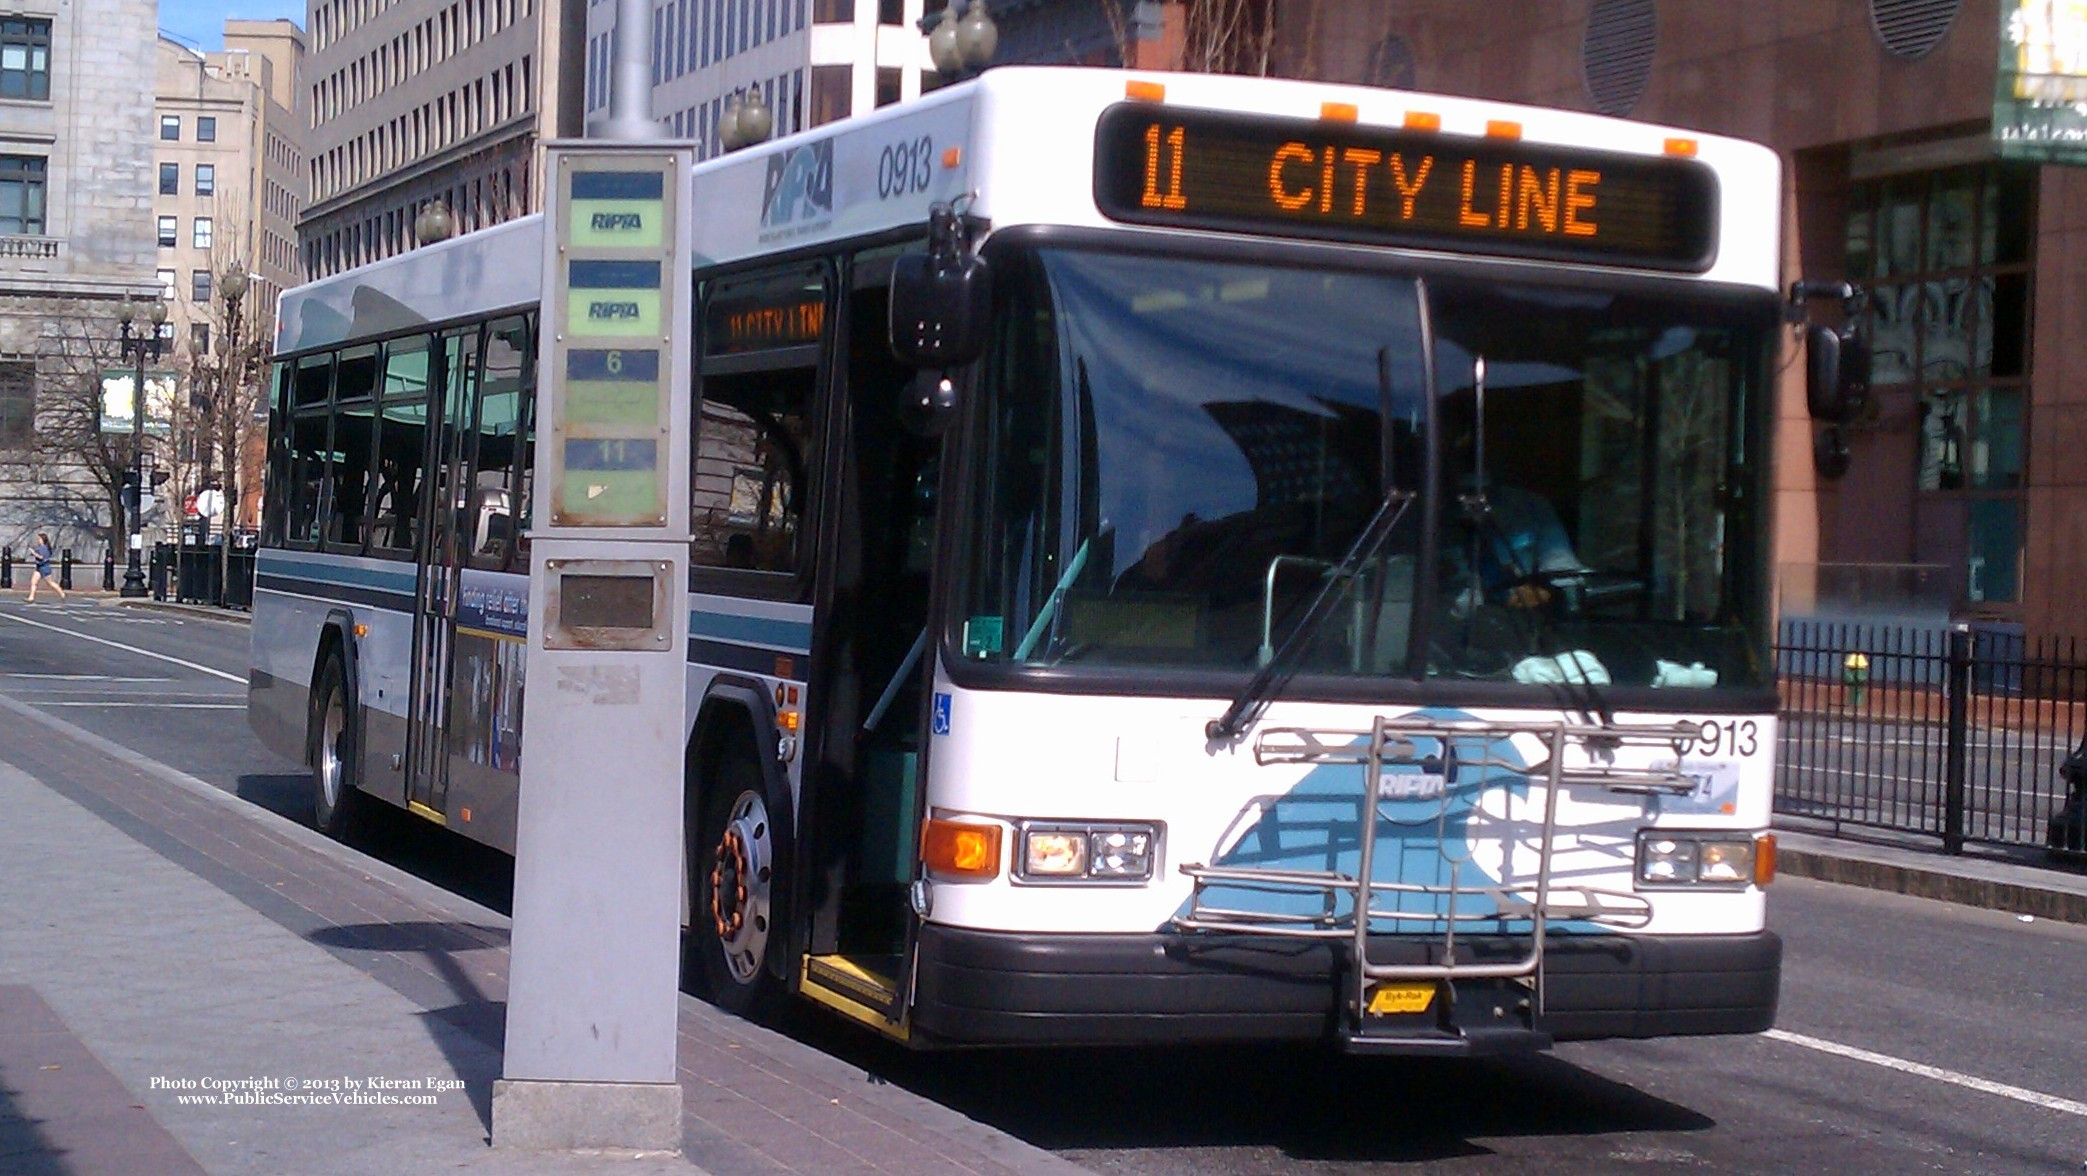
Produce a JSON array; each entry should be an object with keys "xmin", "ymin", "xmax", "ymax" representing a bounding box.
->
[{"xmin": 0, "ymin": 686, "xmax": 1087, "ymax": 1176}]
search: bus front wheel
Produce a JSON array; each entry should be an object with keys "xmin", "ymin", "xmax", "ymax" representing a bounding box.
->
[
  {"xmin": 310, "ymin": 655, "xmax": 364, "ymax": 840},
  {"xmin": 692, "ymin": 749, "xmax": 788, "ymax": 1014}
]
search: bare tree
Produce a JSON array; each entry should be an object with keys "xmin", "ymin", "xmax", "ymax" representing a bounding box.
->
[
  {"xmin": 1180, "ymin": 0, "xmax": 1277, "ymax": 76},
  {"xmin": 20, "ymin": 319, "xmax": 157, "ymax": 558}
]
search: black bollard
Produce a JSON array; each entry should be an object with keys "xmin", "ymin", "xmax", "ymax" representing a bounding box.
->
[
  {"xmin": 102, "ymin": 548, "xmax": 115, "ymax": 591},
  {"xmin": 59, "ymin": 547, "xmax": 72, "ymax": 590},
  {"xmin": 0, "ymin": 545, "xmax": 10, "ymax": 590}
]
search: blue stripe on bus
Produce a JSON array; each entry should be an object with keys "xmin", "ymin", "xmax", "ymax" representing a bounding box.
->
[
  {"xmin": 257, "ymin": 551, "xmax": 813, "ymax": 652},
  {"xmin": 690, "ymin": 609, "xmax": 812, "ymax": 652}
]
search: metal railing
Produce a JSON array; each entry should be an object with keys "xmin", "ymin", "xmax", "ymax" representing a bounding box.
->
[{"xmin": 1776, "ymin": 619, "xmax": 2087, "ymax": 856}]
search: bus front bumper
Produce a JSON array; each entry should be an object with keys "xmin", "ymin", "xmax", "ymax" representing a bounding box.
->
[{"xmin": 910, "ymin": 924, "xmax": 1780, "ymax": 1047}]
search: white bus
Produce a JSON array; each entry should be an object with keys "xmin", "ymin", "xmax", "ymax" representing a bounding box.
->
[{"xmin": 252, "ymin": 66, "xmax": 1789, "ymax": 1052}]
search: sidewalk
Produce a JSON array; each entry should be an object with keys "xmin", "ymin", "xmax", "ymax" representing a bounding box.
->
[
  {"xmin": 0, "ymin": 693, "xmax": 1086, "ymax": 1176},
  {"xmin": 3, "ymin": 679, "xmax": 2084, "ymax": 1176}
]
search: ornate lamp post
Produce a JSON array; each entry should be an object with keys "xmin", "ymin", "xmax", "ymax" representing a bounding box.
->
[
  {"xmin": 116, "ymin": 294, "xmax": 168, "ymax": 598},
  {"xmin": 212, "ymin": 267, "xmax": 255, "ymax": 600}
]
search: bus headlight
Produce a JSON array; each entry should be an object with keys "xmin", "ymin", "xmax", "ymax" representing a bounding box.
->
[
  {"xmin": 1017, "ymin": 823, "xmax": 1157, "ymax": 883},
  {"xmin": 1636, "ymin": 831, "xmax": 1756, "ymax": 888}
]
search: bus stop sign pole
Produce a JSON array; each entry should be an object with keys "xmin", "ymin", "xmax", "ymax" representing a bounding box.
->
[{"xmin": 491, "ymin": 140, "xmax": 693, "ymax": 1152}]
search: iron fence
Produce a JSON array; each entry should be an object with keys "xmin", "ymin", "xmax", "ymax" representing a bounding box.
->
[
  {"xmin": 1776, "ymin": 619, "xmax": 2087, "ymax": 856},
  {"xmin": 150, "ymin": 537, "xmax": 258, "ymax": 611}
]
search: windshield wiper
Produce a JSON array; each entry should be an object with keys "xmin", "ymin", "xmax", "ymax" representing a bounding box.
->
[{"xmin": 1206, "ymin": 489, "xmax": 1413, "ymax": 744}]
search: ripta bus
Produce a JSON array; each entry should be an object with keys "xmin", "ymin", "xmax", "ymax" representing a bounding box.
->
[{"xmin": 251, "ymin": 66, "xmax": 1785, "ymax": 1053}]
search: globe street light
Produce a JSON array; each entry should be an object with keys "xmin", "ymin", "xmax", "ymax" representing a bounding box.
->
[
  {"xmin": 414, "ymin": 199, "xmax": 455, "ymax": 246},
  {"xmin": 925, "ymin": 0, "xmax": 998, "ymax": 82},
  {"xmin": 116, "ymin": 293, "xmax": 168, "ymax": 598}
]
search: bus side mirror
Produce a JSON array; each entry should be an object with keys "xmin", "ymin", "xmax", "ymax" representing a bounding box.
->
[
  {"xmin": 1793, "ymin": 279, "xmax": 1869, "ymax": 423},
  {"xmin": 889, "ymin": 250, "xmax": 990, "ymax": 369}
]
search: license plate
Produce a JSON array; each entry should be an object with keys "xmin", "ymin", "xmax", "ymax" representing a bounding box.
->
[{"xmin": 1366, "ymin": 982, "xmax": 1436, "ymax": 1015}]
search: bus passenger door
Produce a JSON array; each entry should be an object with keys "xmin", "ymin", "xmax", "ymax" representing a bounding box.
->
[
  {"xmin": 799, "ymin": 257, "xmax": 942, "ymax": 1031},
  {"xmin": 404, "ymin": 328, "xmax": 478, "ymax": 822}
]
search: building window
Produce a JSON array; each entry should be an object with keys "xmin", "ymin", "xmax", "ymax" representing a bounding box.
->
[
  {"xmin": 158, "ymin": 215, "xmax": 177, "ymax": 247},
  {"xmin": 197, "ymin": 116, "xmax": 216, "ymax": 142},
  {"xmin": 1846, "ymin": 163, "xmax": 2036, "ymax": 604},
  {"xmin": 195, "ymin": 163, "xmax": 214, "ymax": 196},
  {"xmin": 191, "ymin": 322, "xmax": 210, "ymax": 355},
  {"xmin": 0, "ymin": 154, "xmax": 45, "ymax": 234},
  {"xmin": 161, "ymin": 114, "xmax": 180, "ymax": 140},
  {"xmin": 0, "ymin": 19, "xmax": 51, "ymax": 100},
  {"xmin": 157, "ymin": 268, "xmax": 176, "ymax": 298},
  {"xmin": 193, "ymin": 216, "xmax": 212, "ymax": 248},
  {"xmin": 0, "ymin": 359, "xmax": 32, "ymax": 448},
  {"xmin": 159, "ymin": 162, "xmax": 178, "ymax": 195},
  {"xmin": 192, "ymin": 269, "xmax": 213, "ymax": 302}
]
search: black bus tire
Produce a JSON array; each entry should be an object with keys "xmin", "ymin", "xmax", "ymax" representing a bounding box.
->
[
  {"xmin": 690, "ymin": 746, "xmax": 789, "ymax": 1016},
  {"xmin": 310, "ymin": 654, "xmax": 364, "ymax": 840}
]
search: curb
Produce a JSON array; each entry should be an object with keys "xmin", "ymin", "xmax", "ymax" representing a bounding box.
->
[
  {"xmin": 105, "ymin": 598, "xmax": 250, "ymax": 625},
  {"xmin": 1777, "ymin": 844, "xmax": 2087, "ymax": 924}
]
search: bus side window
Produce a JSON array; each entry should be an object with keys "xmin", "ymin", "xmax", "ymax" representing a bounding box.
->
[
  {"xmin": 286, "ymin": 353, "xmax": 334, "ymax": 546},
  {"xmin": 287, "ymin": 410, "xmax": 330, "ymax": 545},
  {"xmin": 332, "ymin": 345, "xmax": 381, "ymax": 552},
  {"xmin": 371, "ymin": 338, "xmax": 427, "ymax": 555},
  {"xmin": 693, "ymin": 267, "xmax": 825, "ymax": 577},
  {"xmin": 472, "ymin": 315, "xmax": 531, "ymax": 570},
  {"xmin": 691, "ymin": 385, "xmax": 813, "ymax": 574}
]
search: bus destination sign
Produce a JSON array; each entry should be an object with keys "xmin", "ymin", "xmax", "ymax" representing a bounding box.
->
[{"xmin": 1093, "ymin": 104, "xmax": 1718, "ymax": 270}]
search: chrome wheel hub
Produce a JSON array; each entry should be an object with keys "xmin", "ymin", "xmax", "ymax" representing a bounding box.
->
[{"xmin": 708, "ymin": 790, "xmax": 772, "ymax": 984}]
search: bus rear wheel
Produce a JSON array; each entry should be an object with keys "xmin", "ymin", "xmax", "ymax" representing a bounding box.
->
[
  {"xmin": 692, "ymin": 750, "xmax": 787, "ymax": 1015},
  {"xmin": 310, "ymin": 655, "xmax": 364, "ymax": 840}
]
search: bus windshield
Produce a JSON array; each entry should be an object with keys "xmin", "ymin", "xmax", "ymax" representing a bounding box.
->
[{"xmin": 955, "ymin": 244, "xmax": 1774, "ymax": 694}]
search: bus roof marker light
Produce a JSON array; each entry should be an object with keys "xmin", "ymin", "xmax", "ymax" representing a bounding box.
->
[
  {"xmin": 1320, "ymin": 101, "xmax": 1359, "ymax": 122},
  {"xmin": 942, "ymin": 146, "xmax": 962, "ymax": 169},
  {"xmin": 1664, "ymin": 137, "xmax": 1699, "ymax": 157},
  {"xmin": 1403, "ymin": 111, "xmax": 1440, "ymax": 131},
  {"xmin": 1486, "ymin": 119, "xmax": 1522, "ymax": 140},
  {"xmin": 1125, "ymin": 79, "xmax": 1166, "ymax": 103}
]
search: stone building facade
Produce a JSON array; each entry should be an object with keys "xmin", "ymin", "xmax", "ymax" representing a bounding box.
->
[
  {"xmin": 155, "ymin": 22, "xmax": 307, "ymax": 531},
  {"xmin": 299, "ymin": 0, "xmax": 574, "ymax": 279},
  {"xmin": 0, "ymin": 0, "xmax": 158, "ymax": 558}
]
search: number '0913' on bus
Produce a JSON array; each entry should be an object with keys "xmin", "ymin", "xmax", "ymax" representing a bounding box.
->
[{"xmin": 250, "ymin": 67, "xmax": 1784, "ymax": 1055}]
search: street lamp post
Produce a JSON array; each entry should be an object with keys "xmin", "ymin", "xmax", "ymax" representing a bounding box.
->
[
  {"xmin": 116, "ymin": 294, "xmax": 167, "ymax": 598},
  {"xmin": 213, "ymin": 266, "xmax": 254, "ymax": 605},
  {"xmin": 923, "ymin": 0, "xmax": 998, "ymax": 82}
]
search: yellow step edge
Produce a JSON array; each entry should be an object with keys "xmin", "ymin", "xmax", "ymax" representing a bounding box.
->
[{"xmin": 799, "ymin": 956, "xmax": 908, "ymax": 1041}]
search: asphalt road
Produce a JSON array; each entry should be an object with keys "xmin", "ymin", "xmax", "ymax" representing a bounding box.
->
[{"xmin": 1, "ymin": 596, "xmax": 2083, "ymax": 1175}]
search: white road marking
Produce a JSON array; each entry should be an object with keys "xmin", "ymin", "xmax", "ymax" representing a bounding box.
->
[
  {"xmin": 0, "ymin": 610, "xmax": 244, "ymax": 684},
  {"xmin": 1765, "ymin": 1028, "xmax": 2087, "ymax": 1118},
  {"xmin": 38, "ymin": 701, "xmax": 244, "ymax": 709},
  {"xmin": 4, "ymin": 673, "xmax": 172, "ymax": 682}
]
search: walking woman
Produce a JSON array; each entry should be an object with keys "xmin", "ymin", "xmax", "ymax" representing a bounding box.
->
[{"xmin": 25, "ymin": 532, "xmax": 64, "ymax": 603}]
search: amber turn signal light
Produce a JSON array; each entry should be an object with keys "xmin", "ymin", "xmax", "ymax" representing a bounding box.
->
[
  {"xmin": 1754, "ymin": 833, "xmax": 1777, "ymax": 886},
  {"xmin": 922, "ymin": 818, "xmax": 1002, "ymax": 880}
]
